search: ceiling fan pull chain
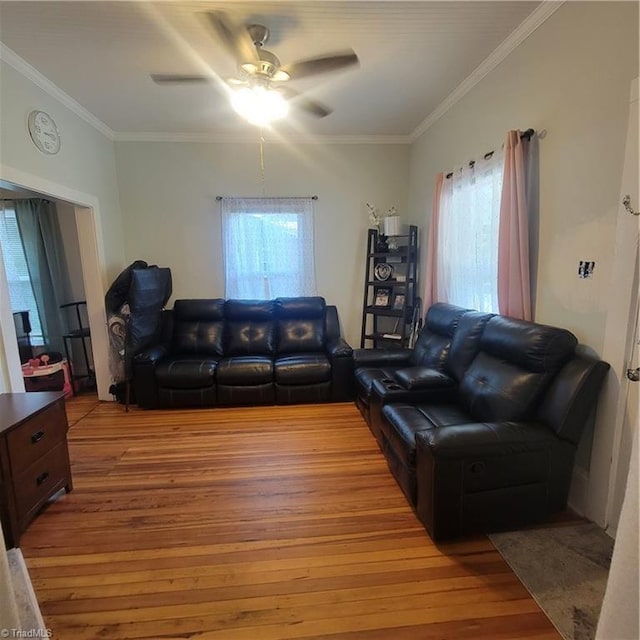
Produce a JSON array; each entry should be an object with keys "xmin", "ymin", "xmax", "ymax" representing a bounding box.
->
[{"xmin": 259, "ymin": 129, "xmax": 266, "ymax": 196}]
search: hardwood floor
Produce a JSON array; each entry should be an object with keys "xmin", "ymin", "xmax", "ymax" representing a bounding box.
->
[{"xmin": 19, "ymin": 395, "xmax": 561, "ymax": 639}]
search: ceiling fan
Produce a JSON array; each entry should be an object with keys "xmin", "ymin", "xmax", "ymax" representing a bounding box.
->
[{"xmin": 151, "ymin": 11, "xmax": 359, "ymax": 124}]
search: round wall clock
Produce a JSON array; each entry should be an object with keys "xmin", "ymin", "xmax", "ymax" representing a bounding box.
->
[{"xmin": 27, "ymin": 110, "xmax": 61, "ymax": 155}]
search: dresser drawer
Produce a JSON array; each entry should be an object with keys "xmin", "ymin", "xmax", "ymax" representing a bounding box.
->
[
  {"xmin": 14, "ymin": 442, "xmax": 71, "ymax": 524},
  {"xmin": 7, "ymin": 399, "xmax": 68, "ymax": 473}
]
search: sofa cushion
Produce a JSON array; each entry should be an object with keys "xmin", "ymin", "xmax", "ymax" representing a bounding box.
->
[
  {"xmin": 225, "ymin": 321, "xmax": 275, "ymax": 356},
  {"xmin": 275, "ymin": 354, "xmax": 331, "ymax": 385},
  {"xmin": 277, "ymin": 318, "xmax": 325, "ymax": 353},
  {"xmin": 480, "ymin": 316, "xmax": 577, "ymax": 373},
  {"xmin": 226, "ymin": 299, "xmax": 275, "ymax": 321},
  {"xmin": 276, "ymin": 297, "xmax": 326, "ymax": 353},
  {"xmin": 445, "ymin": 311, "xmax": 494, "ymax": 381},
  {"xmin": 381, "ymin": 403, "xmax": 471, "ymax": 466},
  {"xmin": 459, "ymin": 354, "xmax": 554, "ymax": 422},
  {"xmin": 156, "ymin": 357, "xmax": 218, "ymax": 390},
  {"xmin": 172, "ymin": 299, "xmax": 225, "ymax": 357},
  {"xmin": 223, "ymin": 300, "xmax": 276, "ymax": 356},
  {"xmin": 217, "ymin": 356, "xmax": 274, "ymax": 385},
  {"xmin": 410, "ymin": 303, "xmax": 468, "ymax": 369},
  {"xmin": 459, "ymin": 317, "xmax": 578, "ymax": 422},
  {"xmin": 276, "ymin": 297, "xmax": 326, "ymax": 319}
]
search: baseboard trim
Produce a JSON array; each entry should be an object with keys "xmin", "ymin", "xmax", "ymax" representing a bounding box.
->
[{"xmin": 567, "ymin": 467, "xmax": 590, "ymax": 517}]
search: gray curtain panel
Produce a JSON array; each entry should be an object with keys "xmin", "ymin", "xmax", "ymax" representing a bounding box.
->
[{"xmin": 14, "ymin": 199, "xmax": 72, "ymax": 354}]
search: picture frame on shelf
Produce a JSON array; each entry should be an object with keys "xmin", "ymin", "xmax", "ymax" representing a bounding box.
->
[
  {"xmin": 392, "ymin": 294, "xmax": 405, "ymax": 310},
  {"xmin": 374, "ymin": 287, "xmax": 391, "ymax": 307}
]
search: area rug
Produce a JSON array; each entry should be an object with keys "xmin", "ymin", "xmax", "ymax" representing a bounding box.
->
[
  {"xmin": 7, "ymin": 548, "xmax": 47, "ymax": 634},
  {"xmin": 489, "ymin": 522, "xmax": 614, "ymax": 640}
]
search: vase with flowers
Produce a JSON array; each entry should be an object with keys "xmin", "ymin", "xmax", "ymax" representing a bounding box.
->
[
  {"xmin": 383, "ymin": 206, "xmax": 402, "ymax": 251},
  {"xmin": 366, "ymin": 202, "xmax": 388, "ymax": 251},
  {"xmin": 367, "ymin": 203, "xmax": 401, "ymax": 252}
]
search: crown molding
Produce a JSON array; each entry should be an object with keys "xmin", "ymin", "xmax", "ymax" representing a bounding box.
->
[
  {"xmin": 409, "ymin": 0, "xmax": 565, "ymax": 142},
  {"xmin": 2, "ymin": 1, "xmax": 564, "ymax": 147},
  {"xmin": 0, "ymin": 42, "xmax": 405, "ymax": 145},
  {"xmin": 0, "ymin": 43, "xmax": 115, "ymax": 140},
  {"xmin": 113, "ymin": 131, "xmax": 411, "ymax": 145}
]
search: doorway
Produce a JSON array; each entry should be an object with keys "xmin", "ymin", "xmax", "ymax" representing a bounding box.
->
[
  {"xmin": 0, "ymin": 171, "xmax": 110, "ymax": 400},
  {"xmin": 0, "ymin": 191, "xmax": 94, "ymax": 391}
]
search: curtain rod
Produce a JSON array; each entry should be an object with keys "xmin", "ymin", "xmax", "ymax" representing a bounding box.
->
[
  {"xmin": 216, "ymin": 195, "xmax": 318, "ymax": 201},
  {"xmin": 445, "ymin": 128, "xmax": 535, "ymax": 179}
]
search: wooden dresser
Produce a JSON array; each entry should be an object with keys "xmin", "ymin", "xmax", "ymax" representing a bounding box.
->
[{"xmin": 0, "ymin": 392, "xmax": 73, "ymax": 548}]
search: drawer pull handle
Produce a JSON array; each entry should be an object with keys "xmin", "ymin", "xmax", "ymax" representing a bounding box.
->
[
  {"xmin": 31, "ymin": 431, "xmax": 45, "ymax": 444},
  {"xmin": 36, "ymin": 471, "xmax": 49, "ymax": 486}
]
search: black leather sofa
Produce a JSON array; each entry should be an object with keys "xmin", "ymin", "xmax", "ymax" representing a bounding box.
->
[
  {"xmin": 353, "ymin": 304, "xmax": 609, "ymax": 540},
  {"xmin": 133, "ymin": 297, "xmax": 353, "ymax": 408},
  {"xmin": 354, "ymin": 304, "xmax": 493, "ymax": 444},
  {"xmin": 354, "ymin": 303, "xmax": 466, "ymax": 427}
]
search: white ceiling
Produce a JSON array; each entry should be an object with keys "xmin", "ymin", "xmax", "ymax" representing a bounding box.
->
[{"xmin": 0, "ymin": 1, "xmax": 543, "ymax": 141}]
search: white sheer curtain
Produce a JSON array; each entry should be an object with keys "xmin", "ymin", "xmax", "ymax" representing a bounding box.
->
[
  {"xmin": 221, "ymin": 197, "xmax": 317, "ymax": 299},
  {"xmin": 436, "ymin": 152, "xmax": 504, "ymax": 312}
]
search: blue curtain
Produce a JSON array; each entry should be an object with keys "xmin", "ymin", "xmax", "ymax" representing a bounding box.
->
[{"xmin": 14, "ymin": 199, "xmax": 72, "ymax": 354}]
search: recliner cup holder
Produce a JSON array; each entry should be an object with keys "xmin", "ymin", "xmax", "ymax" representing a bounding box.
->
[
  {"xmin": 381, "ymin": 378, "xmax": 395, "ymax": 384},
  {"xmin": 386, "ymin": 384, "xmax": 403, "ymax": 390}
]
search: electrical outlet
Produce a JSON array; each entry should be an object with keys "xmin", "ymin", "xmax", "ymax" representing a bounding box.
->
[{"xmin": 578, "ymin": 261, "xmax": 595, "ymax": 278}]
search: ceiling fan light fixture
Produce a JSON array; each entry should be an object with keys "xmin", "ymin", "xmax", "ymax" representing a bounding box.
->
[
  {"xmin": 231, "ymin": 86, "xmax": 289, "ymax": 126},
  {"xmin": 271, "ymin": 69, "xmax": 290, "ymax": 82},
  {"xmin": 240, "ymin": 62, "xmax": 258, "ymax": 75}
]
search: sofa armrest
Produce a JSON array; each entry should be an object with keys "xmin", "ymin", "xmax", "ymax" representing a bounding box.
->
[
  {"xmin": 132, "ymin": 344, "xmax": 169, "ymax": 408},
  {"xmin": 537, "ymin": 355, "xmax": 610, "ymax": 445},
  {"xmin": 371, "ymin": 376, "xmax": 457, "ymax": 407},
  {"xmin": 353, "ymin": 348, "xmax": 412, "ymax": 368},
  {"xmin": 134, "ymin": 344, "xmax": 169, "ymax": 365},
  {"xmin": 415, "ymin": 421, "xmax": 566, "ymax": 541},
  {"xmin": 327, "ymin": 337, "xmax": 353, "ymax": 358},
  {"xmin": 393, "ymin": 366, "xmax": 454, "ymax": 391},
  {"xmin": 416, "ymin": 421, "xmax": 557, "ymax": 459},
  {"xmin": 327, "ymin": 338, "xmax": 354, "ymax": 402}
]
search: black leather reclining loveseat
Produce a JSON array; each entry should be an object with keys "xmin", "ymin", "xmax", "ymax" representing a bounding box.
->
[
  {"xmin": 133, "ymin": 297, "xmax": 353, "ymax": 408},
  {"xmin": 353, "ymin": 303, "xmax": 609, "ymax": 540}
]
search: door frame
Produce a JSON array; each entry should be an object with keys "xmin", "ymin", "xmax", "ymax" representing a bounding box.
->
[
  {"xmin": 580, "ymin": 78, "xmax": 639, "ymax": 530},
  {"xmin": 0, "ymin": 163, "xmax": 111, "ymax": 400}
]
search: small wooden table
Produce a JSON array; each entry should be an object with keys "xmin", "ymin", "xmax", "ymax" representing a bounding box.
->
[{"xmin": 0, "ymin": 392, "xmax": 73, "ymax": 548}]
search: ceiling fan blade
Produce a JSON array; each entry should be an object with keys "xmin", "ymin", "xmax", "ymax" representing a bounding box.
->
[
  {"xmin": 278, "ymin": 87, "xmax": 333, "ymax": 118},
  {"xmin": 281, "ymin": 50, "xmax": 359, "ymax": 81},
  {"xmin": 151, "ymin": 74, "xmax": 210, "ymax": 84},
  {"xmin": 204, "ymin": 11, "xmax": 259, "ymax": 67}
]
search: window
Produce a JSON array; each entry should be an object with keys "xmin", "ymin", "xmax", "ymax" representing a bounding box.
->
[
  {"xmin": 221, "ymin": 197, "xmax": 317, "ymax": 299},
  {"xmin": 436, "ymin": 153, "xmax": 503, "ymax": 312},
  {"xmin": 0, "ymin": 202, "xmax": 44, "ymax": 342}
]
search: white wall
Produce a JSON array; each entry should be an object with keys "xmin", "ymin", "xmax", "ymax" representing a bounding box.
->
[
  {"xmin": 408, "ymin": 0, "xmax": 638, "ymax": 353},
  {"xmin": 407, "ymin": 0, "xmax": 638, "ymax": 516},
  {"xmin": 115, "ymin": 141, "xmax": 409, "ymax": 347},
  {"xmin": 0, "ymin": 60, "xmax": 125, "ymax": 280},
  {"xmin": 0, "ymin": 57, "xmax": 126, "ymax": 399}
]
